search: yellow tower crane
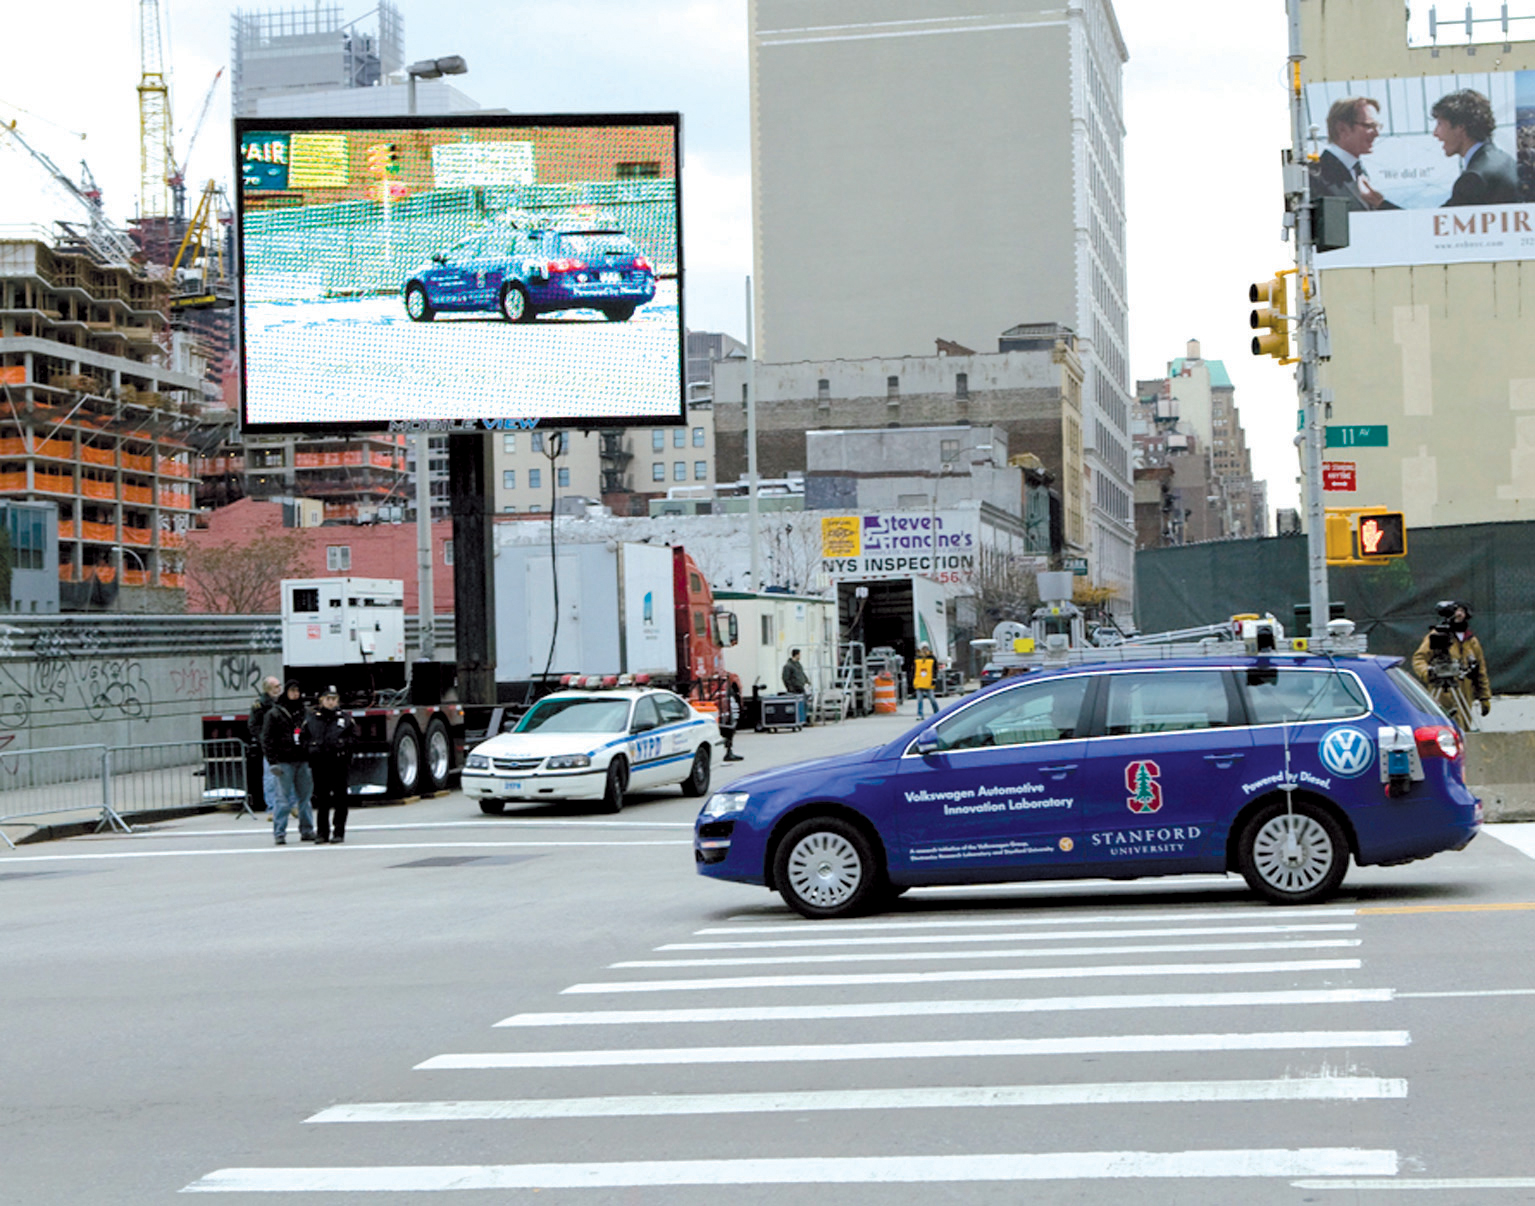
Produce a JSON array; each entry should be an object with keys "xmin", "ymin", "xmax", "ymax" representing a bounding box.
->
[{"xmin": 138, "ymin": 0, "xmax": 172, "ymax": 220}]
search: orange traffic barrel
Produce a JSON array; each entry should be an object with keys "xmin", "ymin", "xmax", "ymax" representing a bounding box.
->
[
  {"xmin": 693, "ymin": 700, "xmax": 719, "ymax": 715},
  {"xmin": 873, "ymin": 672, "xmax": 898, "ymax": 714}
]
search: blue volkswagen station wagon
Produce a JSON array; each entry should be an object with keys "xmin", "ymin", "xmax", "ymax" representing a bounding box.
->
[
  {"xmin": 403, "ymin": 214, "xmax": 657, "ymax": 324},
  {"xmin": 695, "ymin": 654, "xmax": 1481, "ymax": 918}
]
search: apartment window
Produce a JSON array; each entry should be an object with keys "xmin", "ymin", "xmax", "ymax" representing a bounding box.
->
[
  {"xmin": 502, "ymin": 433, "xmax": 517, "ymax": 453},
  {"xmin": 897, "ymin": 493, "xmax": 929, "ymax": 509},
  {"xmin": 940, "ymin": 439, "xmax": 960, "ymax": 463},
  {"xmin": 652, "ymin": 430, "xmax": 665, "ymax": 452},
  {"xmin": 817, "ymin": 378, "xmax": 830, "ymax": 401},
  {"xmin": 692, "ymin": 426, "xmax": 705, "ymax": 447},
  {"xmin": 673, "ymin": 428, "xmax": 687, "ymax": 448},
  {"xmin": 887, "ymin": 375, "xmax": 899, "ymax": 398},
  {"xmin": 652, "ymin": 462, "xmax": 666, "ymax": 482},
  {"xmin": 7, "ymin": 509, "xmax": 45, "ymax": 571},
  {"xmin": 326, "ymin": 545, "xmax": 351, "ymax": 571},
  {"xmin": 502, "ymin": 470, "xmax": 516, "ymax": 490},
  {"xmin": 741, "ymin": 383, "xmax": 748, "ymax": 403},
  {"xmin": 529, "ymin": 467, "xmax": 542, "ymax": 490},
  {"xmin": 694, "ymin": 461, "xmax": 707, "ymax": 480},
  {"xmin": 503, "ymin": 505, "xmax": 518, "ymax": 513},
  {"xmin": 529, "ymin": 504, "xmax": 542, "ymax": 513},
  {"xmin": 955, "ymin": 372, "xmax": 969, "ymax": 399},
  {"xmin": 557, "ymin": 467, "xmax": 570, "ymax": 487},
  {"xmin": 673, "ymin": 461, "xmax": 686, "ymax": 481},
  {"xmin": 531, "ymin": 432, "xmax": 545, "ymax": 452},
  {"xmin": 443, "ymin": 541, "xmax": 454, "ymax": 566}
]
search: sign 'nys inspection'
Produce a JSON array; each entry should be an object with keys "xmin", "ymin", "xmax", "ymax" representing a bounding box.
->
[{"xmin": 821, "ymin": 512, "xmax": 978, "ymax": 580}]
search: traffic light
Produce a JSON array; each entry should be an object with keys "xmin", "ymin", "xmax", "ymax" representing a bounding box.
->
[
  {"xmin": 1249, "ymin": 273, "xmax": 1292, "ymax": 362},
  {"xmin": 384, "ymin": 143, "xmax": 400, "ymax": 175},
  {"xmin": 1325, "ymin": 511, "xmax": 1353, "ymax": 561},
  {"xmin": 366, "ymin": 143, "xmax": 387, "ymax": 176},
  {"xmin": 1358, "ymin": 512, "xmax": 1406, "ymax": 559}
]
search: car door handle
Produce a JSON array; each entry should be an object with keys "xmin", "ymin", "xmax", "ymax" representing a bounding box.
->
[
  {"xmin": 1040, "ymin": 763, "xmax": 1079, "ymax": 777},
  {"xmin": 1204, "ymin": 753, "xmax": 1245, "ymax": 767}
]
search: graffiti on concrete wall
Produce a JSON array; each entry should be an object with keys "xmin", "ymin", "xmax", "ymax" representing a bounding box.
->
[
  {"xmin": 0, "ymin": 654, "xmax": 155, "ymax": 728},
  {"xmin": 170, "ymin": 662, "xmax": 212, "ymax": 698},
  {"xmin": 217, "ymin": 654, "xmax": 264, "ymax": 695}
]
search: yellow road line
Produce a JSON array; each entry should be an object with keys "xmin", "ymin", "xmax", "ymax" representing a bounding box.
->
[{"xmin": 1356, "ymin": 902, "xmax": 1535, "ymax": 915}]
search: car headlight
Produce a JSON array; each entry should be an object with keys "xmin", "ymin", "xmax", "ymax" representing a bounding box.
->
[
  {"xmin": 546, "ymin": 753, "xmax": 592, "ymax": 770},
  {"xmin": 465, "ymin": 753, "xmax": 490, "ymax": 770},
  {"xmin": 702, "ymin": 791, "xmax": 750, "ymax": 818}
]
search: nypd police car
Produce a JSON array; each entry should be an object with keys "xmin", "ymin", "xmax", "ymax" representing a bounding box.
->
[
  {"xmin": 466, "ymin": 688, "xmax": 720, "ymax": 815},
  {"xmin": 695, "ymin": 654, "xmax": 1480, "ymax": 918}
]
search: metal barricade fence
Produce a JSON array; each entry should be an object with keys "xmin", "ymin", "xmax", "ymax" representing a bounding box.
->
[{"xmin": 0, "ymin": 738, "xmax": 249, "ymax": 849}]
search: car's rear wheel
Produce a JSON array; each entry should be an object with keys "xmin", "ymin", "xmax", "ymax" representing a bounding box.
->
[
  {"xmin": 500, "ymin": 283, "xmax": 536, "ymax": 323},
  {"xmin": 599, "ymin": 757, "xmax": 628, "ymax": 814},
  {"xmin": 479, "ymin": 798, "xmax": 506, "ymax": 816},
  {"xmin": 404, "ymin": 283, "xmax": 434, "ymax": 322},
  {"xmin": 680, "ymin": 746, "xmax": 711, "ymax": 797},
  {"xmin": 602, "ymin": 304, "xmax": 635, "ymax": 322},
  {"xmin": 1238, "ymin": 800, "xmax": 1349, "ymax": 905},
  {"xmin": 775, "ymin": 816, "xmax": 881, "ymax": 919}
]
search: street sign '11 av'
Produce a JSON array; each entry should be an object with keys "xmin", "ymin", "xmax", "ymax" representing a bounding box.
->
[{"xmin": 1325, "ymin": 425, "xmax": 1389, "ymax": 448}]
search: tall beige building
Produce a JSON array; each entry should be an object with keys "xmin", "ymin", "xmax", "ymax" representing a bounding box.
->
[
  {"xmin": 747, "ymin": 0, "xmax": 1134, "ymax": 613},
  {"xmin": 1301, "ymin": 1, "xmax": 1535, "ymax": 526}
]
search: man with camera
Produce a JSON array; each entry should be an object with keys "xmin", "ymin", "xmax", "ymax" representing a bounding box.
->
[{"xmin": 1412, "ymin": 601, "xmax": 1491, "ymax": 730}]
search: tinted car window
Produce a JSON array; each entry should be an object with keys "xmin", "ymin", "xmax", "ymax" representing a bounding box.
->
[
  {"xmin": 656, "ymin": 693, "xmax": 691, "ymax": 723},
  {"xmin": 631, "ymin": 696, "xmax": 662, "ymax": 731},
  {"xmin": 1104, "ymin": 670, "xmax": 1233, "ymax": 735},
  {"xmin": 1244, "ymin": 668, "xmax": 1369, "ymax": 724},
  {"xmin": 929, "ymin": 676, "xmax": 1089, "ymax": 752},
  {"xmin": 1387, "ymin": 665, "xmax": 1451, "ymax": 721}
]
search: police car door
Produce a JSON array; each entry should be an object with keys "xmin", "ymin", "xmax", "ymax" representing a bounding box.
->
[
  {"xmin": 893, "ymin": 674, "xmax": 1089, "ymax": 878},
  {"xmin": 1075, "ymin": 668, "xmax": 1251, "ymax": 869},
  {"xmin": 625, "ymin": 695, "xmax": 669, "ymax": 790}
]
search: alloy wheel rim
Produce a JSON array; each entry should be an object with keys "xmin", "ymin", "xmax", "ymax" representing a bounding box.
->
[
  {"xmin": 504, "ymin": 289, "xmax": 524, "ymax": 319},
  {"xmin": 407, "ymin": 289, "xmax": 425, "ymax": 317},
  {"xmin": 1253, "ymin": 813, "xmax": 1333, "ymax": 893},
  {"xmin": 787, "ymin": 831, "xmax": 862, "ymax": 907}
]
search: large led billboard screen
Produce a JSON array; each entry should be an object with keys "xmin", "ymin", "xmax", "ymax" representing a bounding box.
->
[{"xmin": 234, "ymin": 113, "xmax": 683, "ymax": 435}]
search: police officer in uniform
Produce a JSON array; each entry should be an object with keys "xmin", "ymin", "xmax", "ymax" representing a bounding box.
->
[{"xmin": 304, "ymin": 685, "xmax": 358, "ymax": 844}]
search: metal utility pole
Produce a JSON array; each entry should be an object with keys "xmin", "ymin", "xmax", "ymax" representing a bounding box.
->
[
  {"xmin": 745, "ymin": 276, "xmax": 761, "ymax": 592},
  {"xmin": 1285, "ymin": 0, "xmax": 1332, "ymax": 648}
]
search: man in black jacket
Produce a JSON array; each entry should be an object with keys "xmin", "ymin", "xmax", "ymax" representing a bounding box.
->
[
  {"xmin": 304, "ymin": 685, "xmax": 357, "ymax": 844},
  {"xmin": 246, "ymin": 676, "xmax": 282, "ymax": 813},
  {"xmin": 261, "ymin": 680, "xmax": 315, "ymax": 845},
  {"xmin": 1432, "ymin": 89, "xmax": 1518, "ymax": 206}
]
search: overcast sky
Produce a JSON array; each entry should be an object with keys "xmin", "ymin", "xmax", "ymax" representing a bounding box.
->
[{"xmin": 1, "ymin": 0, "xmax": 1325, "ymax": 513}]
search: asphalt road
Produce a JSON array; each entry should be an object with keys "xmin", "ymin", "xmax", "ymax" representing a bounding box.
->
[
  {"xmin": 242, "ymin": 278, "xmax": 680, "ymax": 427},
  {"xmin": 7, "ymin": 701, "xmax": 1535, "ymax": 1203}
]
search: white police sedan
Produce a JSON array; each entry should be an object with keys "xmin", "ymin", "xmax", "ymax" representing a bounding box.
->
[{"xmin": 464, "ymin": 688, "xmax": 721, "ymax": 815}]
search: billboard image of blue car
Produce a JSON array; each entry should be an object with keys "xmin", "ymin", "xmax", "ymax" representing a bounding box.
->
[{"xmin": 404, "ymin": 213, "xmax": 657, "ymax": 324}]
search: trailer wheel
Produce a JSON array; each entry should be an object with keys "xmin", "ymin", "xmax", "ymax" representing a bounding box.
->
[
  {"xmin": 479, "ymin": 798, "xmax": 506, "ymax": 816},
  {"xmin": 421, "ymin": 718, "xmax": 452, "ymax": 792},
  {"xmin": 389, "ymin": 722, "xmax": 422, "ymax": 797},
  {"xmin": 599, "ymin": 757, "xmax": 628, "ymax": 814}
]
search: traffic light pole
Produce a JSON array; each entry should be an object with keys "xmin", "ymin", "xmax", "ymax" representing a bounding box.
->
[{"xmin": 1285, "ymin": 0, "xmax": 1333, "ymax": 650}]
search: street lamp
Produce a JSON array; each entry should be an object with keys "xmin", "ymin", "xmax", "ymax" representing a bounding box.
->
[{"xmin": 404, "ymin": 54, "xmax": 467, "ymax": 663}]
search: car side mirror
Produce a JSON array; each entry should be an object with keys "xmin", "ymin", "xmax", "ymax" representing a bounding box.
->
[
  {"xmin": 915, "ymin": 729, "xmax": 940, "ymax": 756},
  {"xmin": 431, "ymin": 252, "xmax": 446, "ymax": 264}
]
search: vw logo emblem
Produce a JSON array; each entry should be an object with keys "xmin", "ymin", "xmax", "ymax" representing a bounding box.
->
[{"xmin": 1319, "ymin": 726, "xmax": 1374, "ymax": 778}]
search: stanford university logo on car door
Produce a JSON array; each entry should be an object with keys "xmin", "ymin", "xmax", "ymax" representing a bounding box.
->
[
  {"xmin": 1125, "ymin": 760, "xmax": 1163, "ymax": 813},
  {"xmin": 1319, "ymin": 726, "xmax": 1374, "ymax": 778}
]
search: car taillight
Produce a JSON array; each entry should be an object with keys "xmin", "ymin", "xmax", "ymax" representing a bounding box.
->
[
  {"xmin": 1415, "ymin": 725, "xmax": 1462, "ymax": 760},
  {"xmin": 548, "ymin": 258, "xmax": 587, "ymax": 273},
  {"xmin": 633, "ymin": 255, "xmax": 651, "ymax": 273}
]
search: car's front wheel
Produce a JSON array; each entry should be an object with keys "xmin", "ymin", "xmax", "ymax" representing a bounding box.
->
[
  {"xmin": 775, "ymin": 816, "xmax": 881, "ymax": 919},
  {"xmin": 1238, "ymin": 799, "xmax": 1349, "ymax": 905},
  {"xmin": 599, "ymin": 757, "xmax": 628, "ymax": 814},
  {"xmin": 479, "ymin": 798, "xmax": 506, "ymax": 816},
  {"xmin": 500, "ymin": 283, "xmax": 536, "ymax": 323},
  {"xmin": 679, "ymin": 746, "xmax": 711, "ymax": 797},
  {"xmin": 404, "ymin": 283, "xmax": 435, "ymax": 322}
]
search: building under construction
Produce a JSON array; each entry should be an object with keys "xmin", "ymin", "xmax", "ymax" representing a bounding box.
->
[{"xmin": 0, "ymin": 237, "xmax": 204, "ymax": 609}]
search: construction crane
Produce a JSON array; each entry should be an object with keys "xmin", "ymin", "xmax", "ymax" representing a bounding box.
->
[
  {"xmin": 170, "ymin": 180, "xmax": 234, "ymax": 310},
  {"xmin": 138, "ymin": 0, "xmax": 173, "ymax": 220},
  {"xmin": 0, "ymin": 121, "xmax": 139, "ymax": 267},
  {"xmin": 168, "ymin": 67, "xmax": 224, "ymax": 225}
]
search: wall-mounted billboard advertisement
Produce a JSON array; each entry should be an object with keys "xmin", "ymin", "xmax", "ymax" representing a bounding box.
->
[
  {"xmin": 1306, "ymin": 70, "xmax": 1535, "ymax": 268},
  {"xmin": 234, "ymin": 114, "xmax": 682, "ymax": 434},
  {"xmin": 819, "ymin": 512, "xmax": 979, "ymax": 582}
]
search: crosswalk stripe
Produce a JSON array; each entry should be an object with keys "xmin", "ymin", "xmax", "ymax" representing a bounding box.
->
[
  {"xmin": 307, "ymin": 1077, "xmax": 1410, "ymax": 1122},
  {"xmin": 184, "ymin": 1149, "xmax": 1400, "ymax": 1191},
  {"xmin": 700, "ymin": 907, "xmax": 1360, "ymax": 934},
  {"xmin": 615, "ymin": 938, "xmax": 1362, "ymax": 969},
  {"xmin": 563, "ymin": 956, "xmax": 1364, "ymax": 994},
  {"xmin": 1293, "ymin": 1177, "xmax": 1535, "ymax": 1190},
  {"xmin": 415, "ymin": 1030, "xmax": 1411, "ymax": 1070},
  {"xmin": 496, "ymin": 987, "xmax": 1396, "ymax": 1027},
  {"xmin": 660, "ymin": 923, "xmax": 1358, "ymax": 951}
]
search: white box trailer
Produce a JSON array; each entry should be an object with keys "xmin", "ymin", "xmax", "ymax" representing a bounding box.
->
[
  {"xmin": 716, "ymin": 590, "xmax": 836, "ymax": 698},
  {"xmin": 495, "ymin": 542, "xmax": 678, "ymax": 687},
  {"xmin": 837, "ymin": 575, "xmax": 951, "ymax": 686}
]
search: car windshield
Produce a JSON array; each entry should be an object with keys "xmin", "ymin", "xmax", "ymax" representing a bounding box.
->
[{"xmin": 516, "ymin": 697, "xmax": 631, "ymax": 734}]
